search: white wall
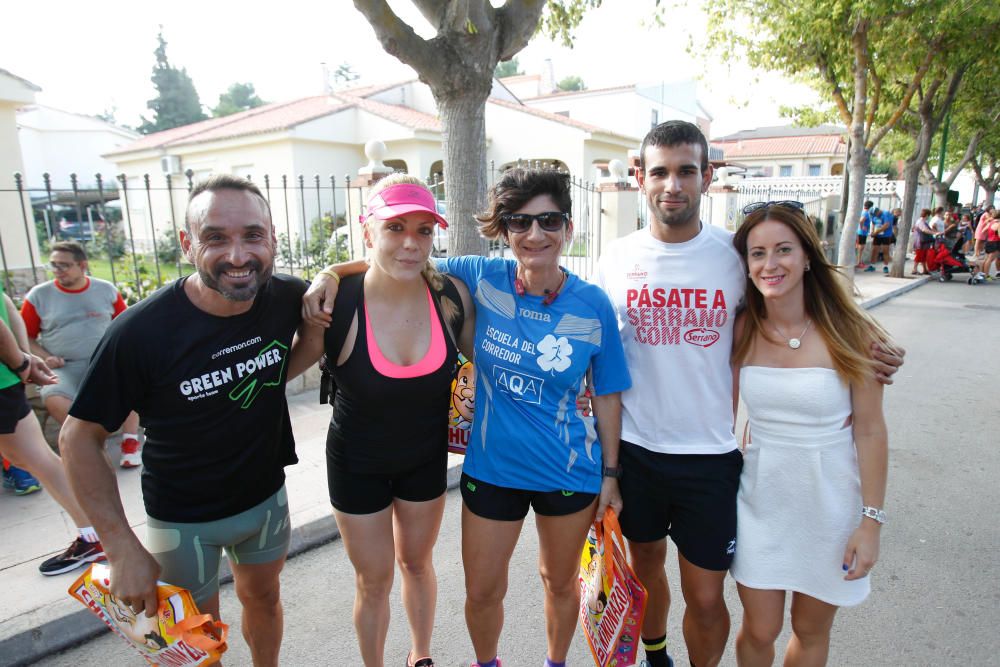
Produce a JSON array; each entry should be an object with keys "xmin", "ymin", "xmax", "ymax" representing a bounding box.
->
[
  {"xmin": 0, "ymin": 77, "xmax": 43, "ymax": 284},
  {"xmin": 17, "ymin": 107, "xmax": 138, "ymax": 189}
]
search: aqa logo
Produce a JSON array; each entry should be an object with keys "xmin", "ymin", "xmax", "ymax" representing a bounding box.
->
[{"xmin": 684, "ymin": 328, "xmax": 719, "ymax": 348}]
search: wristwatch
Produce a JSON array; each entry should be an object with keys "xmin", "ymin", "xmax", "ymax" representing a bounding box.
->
[
  {"xmin": 602, "ymin": 465, "xmax": 623, "ymax": 479},
  {"xmin": 861, "ymin": 506, "xmax": 886, "ymax": 524},
  {"xmin": 10, "ymin": 353, "xmax": 30, "ymax": 375}
]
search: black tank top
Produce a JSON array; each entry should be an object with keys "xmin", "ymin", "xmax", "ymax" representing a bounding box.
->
[{"xmin": 326, "ymin": 282, "xmax": 458, "ymax": 474}]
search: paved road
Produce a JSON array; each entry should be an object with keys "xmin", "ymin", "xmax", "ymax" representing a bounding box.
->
[{"xmin": 35, "ymin": 279, "xmax": 1000, "ymax": 666}]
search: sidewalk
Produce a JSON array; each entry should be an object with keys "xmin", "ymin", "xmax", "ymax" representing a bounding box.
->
[{"xmin": 0, "ymin": 266, "xmax": 929, "ymax": 666}]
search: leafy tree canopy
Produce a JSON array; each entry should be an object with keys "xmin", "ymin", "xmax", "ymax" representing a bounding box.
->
[
  {"xmin": 494, "ymin": 57, "xmax": 523, "ymax": 78},
  {"xmin": 138, "ymin": 30, "xmax": 206, "ymax": 134},
  {"xmin": 212, "ymin": 83, "xmax": 266, "ymax": 118},
  {"xmin": 556, "ymin": 75, "xmax": 585, "ymax": 91}
]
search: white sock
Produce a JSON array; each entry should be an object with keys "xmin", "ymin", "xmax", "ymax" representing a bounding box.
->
[
  {"xmin": 122, "ymin": 433, "xmax": 139, "ymax": 442},
  {"xmin": 78, "ymin": 526, "xmax": 100, "ymax": 543}
]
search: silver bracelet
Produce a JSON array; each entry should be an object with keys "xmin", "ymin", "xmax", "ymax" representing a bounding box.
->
[{"xmin": 861, "ymin": 506, "xmax": 886, "ymax": 524}]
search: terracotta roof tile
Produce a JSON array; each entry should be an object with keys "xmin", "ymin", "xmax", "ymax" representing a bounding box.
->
[
  {"xmin": 521, "ymin": 83, "xmax": 634, "ymax": 101},
  {"xmin": 713, "ymin": 135, "xmax": 846, "ymax": 158},
  {"xmin": 339, "ymin": 93, "xmax": 441, "ymax": 132}
]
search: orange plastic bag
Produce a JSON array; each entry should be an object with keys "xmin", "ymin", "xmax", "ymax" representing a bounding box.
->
[
  {"xmin": 447, "ymin": 354, "xmax": 475, "ymax": 454},
  {"xmin": 579, "ymin": 508, "xmax": 648, "ymax": 667},
  {"xmin": 69, "ymin": 562, "xmax": 228, "ymax": 666}
]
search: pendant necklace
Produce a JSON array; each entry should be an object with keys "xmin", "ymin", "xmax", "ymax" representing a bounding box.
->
[{"xmin": 773, "ymin": 319, "xmax": 811, "ymax": 350}]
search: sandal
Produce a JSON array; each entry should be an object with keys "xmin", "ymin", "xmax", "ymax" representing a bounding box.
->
[{"xmin": 406, "ymin": 651, "xmax": 434, "ymax": 667}]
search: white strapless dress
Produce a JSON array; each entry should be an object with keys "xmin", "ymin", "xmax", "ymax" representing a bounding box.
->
[{"xmin": 731, "ymin": 366, "xmax": 870, "ymax": 606}]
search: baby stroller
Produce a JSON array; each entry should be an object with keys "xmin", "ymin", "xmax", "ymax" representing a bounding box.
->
[{"xmin": 929, "ymin": 237, "xmax": 971, "ymax": 282}]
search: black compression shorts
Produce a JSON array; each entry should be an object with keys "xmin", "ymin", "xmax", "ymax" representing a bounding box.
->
[
  {"xmin": 618, "ymin": 441, "xmax": 743, "ymax": 571},
  {"xmin": 0, "ymin": 384, "xmax": 31, "ymax": 434},
  {"xmin": 460, "ymin": 472, "xmax": 597, "ymax": 521},
  {"xmin": 328, "ymin": 449, "xmax": 447, "ymax": 515}
]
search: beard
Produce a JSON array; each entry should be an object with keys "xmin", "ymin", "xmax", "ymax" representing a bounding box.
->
[
  {"xmin": 648, "ymin": 194, "xmax": 699, "ymax": 228},
  {"xmin": 198, "ymin": 259, "xmax": 273, "ymax": 302}
]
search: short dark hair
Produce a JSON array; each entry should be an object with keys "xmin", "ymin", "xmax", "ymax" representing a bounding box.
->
[
  {"xmin": 476, "ymin": 168, "xmax": 572, "ymax": 240},
  {"xmin": 185, "ymin": 175, "xmax": 270, "ymax": 231},
  {"xmin": 864, "ymin": 201, "xmax": 874, "ymax": 209},
  {"xmin": 639, "ymin": 120, "xmax": 709, "ymax": 172},
  {"xmin": 50, "ymin": 241, "xmax": 87, "ymax": 263}
]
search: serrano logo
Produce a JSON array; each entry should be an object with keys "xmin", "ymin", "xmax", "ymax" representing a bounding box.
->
[
  {"xmin": 625, "ymin": 263, "xmax": 648, "ymax": 281},
  {"xmin": 684, "ymin": 328, "xmax": 720, "ymax": 348}
]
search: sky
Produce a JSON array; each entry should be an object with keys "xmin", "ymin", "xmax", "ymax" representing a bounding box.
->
[{"xmin": 0, "ymin": 0, "xmax": 821, "ymax": 139}]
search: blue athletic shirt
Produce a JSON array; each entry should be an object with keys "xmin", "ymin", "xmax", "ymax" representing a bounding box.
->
[
  {"xmin": 876, "ymin": 210, "xmax": 894, "ymax": 238},
  {"xmin": 438, "ymin": 256, "xmax": 631, "ymax": 494},
  {"xmin": 858, "ymin": 210, "xmax": 872, "ymax": 235}
]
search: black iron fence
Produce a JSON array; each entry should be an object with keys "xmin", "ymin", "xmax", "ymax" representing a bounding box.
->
[{"xmin": 2, "ymin": 166, "xmax": 606, "ymax": 302}]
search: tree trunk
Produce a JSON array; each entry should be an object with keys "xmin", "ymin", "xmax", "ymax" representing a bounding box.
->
[
  {"xmin": 839, "ymin": 124, "xmax": 869, "ymax": 276},
  {"xmin": 892, "ymin": 159, "xmax": 923, "ymax": 277},
  {"xmin": 985, "ymin": 188, "xmax": 996, "ymax": 208},
  {"xmin": 437, "ymin": 91, "xmax": 490, "ymax": 256}
]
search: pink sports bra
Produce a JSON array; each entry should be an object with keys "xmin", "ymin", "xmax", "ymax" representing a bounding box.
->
[{"xmin": 364, "ymin": 286, "xmax": 446, "ymax": 379}]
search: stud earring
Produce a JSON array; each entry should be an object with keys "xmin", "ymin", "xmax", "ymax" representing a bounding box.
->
[{"xmin": 805, "ymin": 263, "xmax": 811, "ymax": 271}]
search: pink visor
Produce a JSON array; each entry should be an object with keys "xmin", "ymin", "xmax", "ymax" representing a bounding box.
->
[{"xmin": 361, "ymin": 183, "xmax": 448, "ymax": 228}]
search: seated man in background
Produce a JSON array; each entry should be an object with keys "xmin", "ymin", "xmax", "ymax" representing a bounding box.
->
[{"xmin": 21, "ymin": 241, "xmax": 141, "ymax": 467}]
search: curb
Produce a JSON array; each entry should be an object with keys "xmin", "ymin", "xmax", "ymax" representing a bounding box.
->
[
  {"xmin": 0, "ymin": 461, "xmax": 465, "ymax": 666},
  {"xmin": 860, "ymin": 275, "xmax": 932, "ymax": 310}
]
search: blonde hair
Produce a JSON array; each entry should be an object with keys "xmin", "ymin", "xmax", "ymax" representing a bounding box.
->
[
  {"xmin": 365, "ymin": 173, "xmax": 459, "ymax": 323},
  {"xmin": 732, "ymin": 205, "xmax": 889, "ymax": 385}
]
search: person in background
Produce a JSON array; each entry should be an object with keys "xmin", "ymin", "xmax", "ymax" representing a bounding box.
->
[
  {"xmin": 855, "ymin": 201, "xmax": 874, "ymax": 270},
  {"xmin": 0, "ymin": 284, "xmax": 107, "ymax": 576},
  {"xmin": 911, "ymin": 209, "xmax": 935, "ymax": 276},
  {"xmin": 21, "ymin": 241, "xmax": 141, "ymax": 467}
]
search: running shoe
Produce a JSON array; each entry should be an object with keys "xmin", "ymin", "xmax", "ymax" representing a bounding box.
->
[
  {"xmin": 469, "ymin": 661, "xmax": 502, "ymax": 667},
  {"xmin": 883, "ymin": 266, "xmax": 889, "ymax": 273},
  {"xmin": 120, "ymin": 437, "xmax": 142, "ymax": 468},
  {"xmin": 3, "ymin": 465, "xmax": 42, "ymax": 495},
  {"xmin": 38, "ymin": 537, "xmax": 106, "ymax": 576},
  {"xmin": 639, "ymin": 657, "xmax": 675, "ymax": 667},
  {"xmin": 864, "ymin": 265, "xmax": 877, "ymax": 272}
]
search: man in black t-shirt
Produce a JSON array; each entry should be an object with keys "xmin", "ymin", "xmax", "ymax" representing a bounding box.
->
[{"xmin": 61, "ymin": 175, "xmax": 311, "ymax": 667}]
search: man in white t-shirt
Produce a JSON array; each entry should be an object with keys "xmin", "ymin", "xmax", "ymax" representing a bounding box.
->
[{"xmin": 596, "ymin": 120, "xmax": 741, "ymax": 667}]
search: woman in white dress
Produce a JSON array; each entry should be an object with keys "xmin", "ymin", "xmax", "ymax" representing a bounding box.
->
[{"xmin": 729, "ymin": 201, "xmax": 889, "ymax": 667}]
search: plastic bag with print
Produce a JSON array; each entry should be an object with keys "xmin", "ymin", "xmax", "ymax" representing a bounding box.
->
[
  {"xmin": 68, "ymin": 562, "xmax": 228, "ymax": 666},
  {"xmin": 579, "ymin": 508, "xmax": 647, "ymax": 667},
  {"xmin": 447, "ymin": 354, "xmax": 475, "ymax": 454}
]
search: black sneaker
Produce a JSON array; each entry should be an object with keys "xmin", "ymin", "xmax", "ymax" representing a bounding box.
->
[{"xmin": 38, "ymin": 538, "xmax": 106, "ymax": 576}]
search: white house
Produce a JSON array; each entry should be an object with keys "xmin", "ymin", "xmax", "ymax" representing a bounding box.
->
[
  {"xmin": 0, "ymin": 68, "xmax": 44, "ymax": 288},
  {"xmin": 712, "ymin": 124, "xmax": 847, "ymax": 178},
  {"xmin": 104, "ymin": 79, "xmax": 638, "ymax": 250},
  {"xmin": 17, "ymin": 105, "xmax": 138, "ymax": 190},
  {"xmin": 517, "ymin": 79, "xmax": 713, "ymax": 153}
]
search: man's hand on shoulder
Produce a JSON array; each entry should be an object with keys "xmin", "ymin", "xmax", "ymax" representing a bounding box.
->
[{"xmin": 871, "ymin": 340, "xmax": 905, "ymax": 385}]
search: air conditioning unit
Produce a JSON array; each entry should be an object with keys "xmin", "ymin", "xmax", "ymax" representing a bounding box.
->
[{"xmin": 160, "ymin": 155, "xmax": 182, "ymax": 175}]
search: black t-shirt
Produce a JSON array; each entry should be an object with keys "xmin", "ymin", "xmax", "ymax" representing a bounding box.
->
[{"xmin": 70, "ymin": 274, "xmax": 306, "ymax": 522}]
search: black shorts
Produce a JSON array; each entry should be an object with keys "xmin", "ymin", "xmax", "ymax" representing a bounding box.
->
[
  {"xmin": 0, "ymin": 383, "xmax": 31, "ymax": 434},
  {"xmin": 986, "ymin": 241, "xmax": 1000, "ymax": 254},
  {"xmin": 460, "ymin": 472, "xmax": 597, "ymax": 521},
  {"xmin": 618, "ymin": 441, "xmax": 743, "ymax": 571},
  {"xmin": 328, "ymin": 450, "xmax": 447, "ymax": 514},
  {"xmin": 856, "ymin": 234, "xmax": 868, "ymax": 245},
  {"xmin": 873, "ymin": 236, "xmax": 892, "ymax": 246}
]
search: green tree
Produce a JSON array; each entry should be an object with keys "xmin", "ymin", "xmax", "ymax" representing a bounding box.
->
[
  {"xmin": 494, "ymin": 57, "xmax": 523, "ymax": 78},
  {"xmin": 704, "ymin": 0, "xmax": 957, "ymax": 278},
  {"xmin": 138, "ymin": 30, "xmax": 207, "ymax": 134},
  {"xmin": 556, "ymin": 75, "xmax": 585, "ymax": 91},
  {"xmin": 333, "ymin": 62, "xmax": 360, "ymax": 85},
  {"xmin": 354, "ymin": 1, "xmax": 636, "ymax": 256},
  {"xmin": 212, "ymin": 83, "xmax": 266, "ymax": 117}
]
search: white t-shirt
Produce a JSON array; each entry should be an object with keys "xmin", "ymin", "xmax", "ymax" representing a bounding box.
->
[{"xmin": 596, "ymin": 224, "xmax": 745, "ymax": 454}]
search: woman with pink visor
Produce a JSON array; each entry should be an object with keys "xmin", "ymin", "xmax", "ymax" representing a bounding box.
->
[{"xmin": 291, "ymin": 174, "xmax": 475, "ymax": 667}]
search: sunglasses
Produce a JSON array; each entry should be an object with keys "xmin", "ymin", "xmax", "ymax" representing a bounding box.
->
[
  {"xmin": 49, "ymin": 261, "xmax": 76, "ymax": 271},
  {"xmin": 742, "ymin": 200, "xmax": 805, "ymax": 216},
  {"xmin": 501, "ymin": 211, "xmax": 568, "ymax": 233}
]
